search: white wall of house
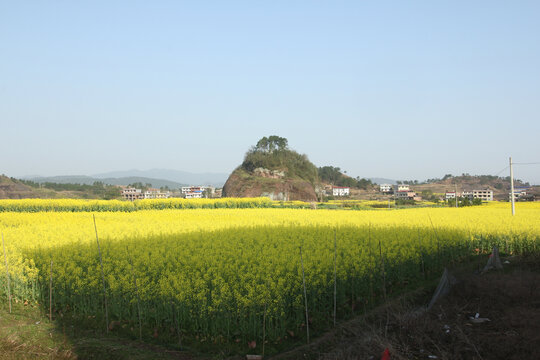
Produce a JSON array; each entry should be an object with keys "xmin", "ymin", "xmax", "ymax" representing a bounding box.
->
[
  {"xmin": 380, "ymin": 184, "xmax": 392, "ymax": 192},
  {"xmin": 122, "ymin": 187, "xmax": 143, "ymax": 201},
  {"xmin": 143, "ymin": 189, "xmax": 170, "ymax": 199},
  {"xmin": 509, "ymin": 190, "xmax": 527, "ymax": 201},
  {"xmin": 182, "ymin": 186, "xmax": 207, "ymax": 194},
  {"xmin": 396, "ymin": 184, "xmax": 410, "ymax": 192},
  {"xmin": 472, "ymin": 189, "xmax": 493, "ymax": 201},
  {"xmin": 332, "ymin": 187, "xmax": 350, "ymax": 196},
  {"xmin": 185, "ymin": 192, "xmax": 203, "ymax": 199},
  {"xmin": 462, "ymin": 190, "xmax": 493, "ymax": 201},
  {"xmin": 396, "ymin": 191, "xmax": 416, "ymax": 199}
]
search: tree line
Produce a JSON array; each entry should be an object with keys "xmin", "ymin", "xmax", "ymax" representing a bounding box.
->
[
  {"xmin": 318, "ymin": 166, "xmax": 372, "ymax": 189},
  {"xmin": 18, "ymin": 179, "xmax": 120, "ymax": 199}
]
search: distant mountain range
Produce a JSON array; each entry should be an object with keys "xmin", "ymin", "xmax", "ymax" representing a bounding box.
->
[
  {"xmin": 93, "ymin": 169, "xmax": 228, "ymax": 187},
  {"xmin": 23, "ymin": 169, "xmax": 230, "ymax": 188}
]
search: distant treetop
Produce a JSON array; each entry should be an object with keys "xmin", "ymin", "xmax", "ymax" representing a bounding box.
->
[{"xmin": 254, "ymin": 135, "xmax": 288, "ymax": 153}]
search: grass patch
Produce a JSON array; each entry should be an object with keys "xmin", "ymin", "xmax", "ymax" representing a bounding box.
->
[{"xmin": 0, "ymin": 302, "xmax": 197, "ymax": 360}]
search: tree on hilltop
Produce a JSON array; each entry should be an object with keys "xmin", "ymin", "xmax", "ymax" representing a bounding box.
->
[{"xmin": 254, "ymin": 135, "xmax": 288, "ymax": 153}]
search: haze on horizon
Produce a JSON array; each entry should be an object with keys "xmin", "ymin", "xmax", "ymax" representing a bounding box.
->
[{"xmin": 1, "ymin": 1, "xmax": 539, "ymax": 184}]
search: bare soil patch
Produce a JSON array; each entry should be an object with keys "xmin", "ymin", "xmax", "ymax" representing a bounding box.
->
[{"xmin": 271, "ymin": 257, "xmax": 540, "ymax": 360}]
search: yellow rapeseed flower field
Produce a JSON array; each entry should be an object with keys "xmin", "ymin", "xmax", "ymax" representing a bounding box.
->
[{"xmin": 0, "ymin": 199, "xmax": 539, "ymax": 349}]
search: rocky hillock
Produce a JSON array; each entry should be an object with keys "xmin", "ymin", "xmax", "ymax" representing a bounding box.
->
[{"xmin": 222, "ymin": 136, "xmax": 320, "ymax": 201}]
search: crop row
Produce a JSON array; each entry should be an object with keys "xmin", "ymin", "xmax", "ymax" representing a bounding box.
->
[{"xmin": 0, "ymin": 197, "xmax": 274, "ymax": 212}]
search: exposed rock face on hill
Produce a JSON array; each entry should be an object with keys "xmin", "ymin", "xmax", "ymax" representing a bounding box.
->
[{"xmin": 223, "ymin": 168, "xmax": 318, "ymax": 201}]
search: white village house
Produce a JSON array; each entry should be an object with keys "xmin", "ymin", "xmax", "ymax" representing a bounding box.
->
[
  {"xmin": 509, "ymin": 187, "xmax": 531, "ymax": 201},
  {"xmin": 143, "ymin": 188, "xmax": 170, "ymax": 199},
  {"xmin": 445, "ymin": 191, "xmax": 456, "ymax": 199},
  {"xmin": 332, "ymin": 186, "xmax": 350, "ymax": 196},
  {"xmin": 121, "ymin": 187, "xmax": 143, "ymax": 201},
  {"xmin": 181, "ymin": 186, "xmax": 217, "ymax": 199},
  {"xmin": 462, "ymin": 189, "xmax": 493, "ymax": 201},
  {"xmin": 379, "ymin": 184, "xmax": 393, "ymax": 193},
  {"xmin": 122, "ymin": 186, "xmax": 170, "ymax": 201},
  {"xmin": 395, "ymin": 190, "xmax": 417, "ymax": 200},
  {"xmin": 396, "ymin": 184, "xmax": 410, "ymax": 192}
]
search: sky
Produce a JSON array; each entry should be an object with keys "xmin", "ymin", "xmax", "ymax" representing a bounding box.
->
[{"xmin": 1, "ymin": 1, "xmax": 539, "ymax": 184}]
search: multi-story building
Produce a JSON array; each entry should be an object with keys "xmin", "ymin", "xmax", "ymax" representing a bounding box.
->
[
  {"xmin": 181, "ymin": 186, "xmax": 206, "ymax": 194},
  {"xmin": 509, "ymin": 187, "xmax": 531, "ymax": 201},
  {"xmin": 396, "ymin": 184, "xmax": 410, "ymax": 192},
  {"xmin": 462, "ymin": 191, "xmax": 473, "ymax": 200},
  {"xmin": 182, "ymin": 186, "xmax": 207, "ymax": 199},
  {"xmin": 379, "ymin": 184, "xmax": 393, "ymax": 193},
  {"xmin": 143, "ymin": 188, "xmax": 170, "ymax": 199},
  {"xmin": 122, "ymin": 186, "xmax": 171, "ymax": 200},
  {"xmin": 473, "ymin": 189, "xmax": 493, "ymax": 201},
  {"xmin": 185, "ymin": 191, "xmax": 203, "ymax": 199},
  {"xmin": 462, "ymin": 189, "xmax": 493, "ymax": 201},
  {"xmin": 445, "ymin": 191, "xmax": 457, "ymax": 199},
  {"xmin": 332, "ymin": 186, "xmax": 350, "ymax": 196},
  {"xmin": 395, "ymin": 190, "xmax": 417, "ymax": 200},
  {"xmin": 121, "ymin": 187, "xmax": 144, "ymax": 201}
]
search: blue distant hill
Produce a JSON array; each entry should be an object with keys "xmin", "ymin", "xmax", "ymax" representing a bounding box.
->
[
  {"xmin": 25, "ymin": 175, "xmax": 185, "ymax": 189},
  {"xmin": 93, "ymin": 169, "xmax": 228, "ymax": 187}
]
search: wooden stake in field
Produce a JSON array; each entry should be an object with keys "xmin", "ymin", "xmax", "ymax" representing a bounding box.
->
[
  {"xmin": 368, "ymin": 223, "xmax": 374, "ymax": 306},
  {"xmin": 49, "ymin": 259, "xmax": 53, "ymax": 322},
  {"xmin": 300, "ymin": 245, "xmax": 310, "ymax": 344},
  {"xmin": 418, "ymin": 229, "xmax": 426, "ymax": 280},
  {"xmin": 333, "ymin": 228, "xmax": 337, "ymax": 327},
  {"xmin": 377, "ymin": 236, "xmax": 387, "ymax": 303},
  {"xmin": 126, "ymin": 246, "xmax": 142, "ymax": 341},
  {"xmin": 262, "ymin": 302, "xmax": 267, "ymax": 357},
  {"xmin": 377, "ymin": 235, "xmax": 389, "ymax": 337},
  {"xmin": 428, "ymin": 214, "xmax": 442, "ymax": 266},
  {"xmin": 2, "ymin": 233, "xmax": 11, "ymax": 314},
  {"xmin": 93, "ymin": 214, "xmax": 109, "ymax": 334}
]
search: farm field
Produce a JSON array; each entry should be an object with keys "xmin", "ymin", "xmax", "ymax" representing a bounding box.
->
[{"xmin": 0, "ymin": 199, "xmax": 539, "ymax": 356}]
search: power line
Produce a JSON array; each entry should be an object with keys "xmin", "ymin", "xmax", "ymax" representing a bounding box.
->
[
  {"xmin": 491, "ymin": 161, "xmax": 540, "ymax": 177},
  {"xmin": 494, "ymin": 166, "xmax": 509, "ymax": 177}
]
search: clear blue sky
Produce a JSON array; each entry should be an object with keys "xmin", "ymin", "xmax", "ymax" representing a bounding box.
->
[{"xmin": 1, "ymin": 1, "xmax": 539, "ymax": 184}]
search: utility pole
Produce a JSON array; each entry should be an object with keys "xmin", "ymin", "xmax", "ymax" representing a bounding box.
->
[
  {"xmin": 510, "ymin": 157, "xmax": 515, "ymax": 216},
  {"xmin": 455, "ymin": 184, "xmax": 458, "ymax": 208}
]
